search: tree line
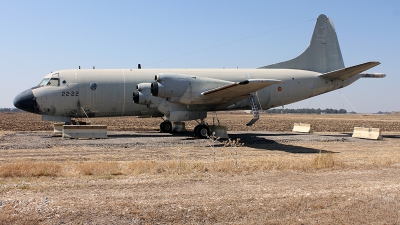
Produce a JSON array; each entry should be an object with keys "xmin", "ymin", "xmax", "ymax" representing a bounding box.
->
[
  {"xmin": 0, "ymin": 107, "xmax": 391, "ymax": 114},
  {"xmin": 0, "ymin": 108, "xmax": 23, "ymax": 112},
  {"xmin": 0, "ymin": 107, "xmax": 346, "ymax": 114},
  {"xmin": 265, "ymin": 108, "xmax": 347, "ymax": 114}
]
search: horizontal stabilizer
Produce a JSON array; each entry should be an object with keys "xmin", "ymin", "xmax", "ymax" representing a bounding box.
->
[
  {"xmin": 319, "ymin": 61, "xmax": 380, "ymax": 80},
  {"xmin": 202, "ymin": 79, "xmax": 283, "ymax": 98}
]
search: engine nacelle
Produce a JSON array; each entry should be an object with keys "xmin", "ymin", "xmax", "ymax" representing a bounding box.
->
[
  {"xmin": 151, "ymin": 73, "xmax": 191, "ymax": 98},
  {"xmin": 150, "ymin": 73, "xmax": 236, "ymax": 105},
  {"xmin": 133, "ymin": 83, "xmax": 161, "ymax": 107}
]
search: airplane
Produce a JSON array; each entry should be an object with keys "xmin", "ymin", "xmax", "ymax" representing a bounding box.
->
[{"xmin": 13, "ymin": 14, "xmax": 385, "ymax": 138}]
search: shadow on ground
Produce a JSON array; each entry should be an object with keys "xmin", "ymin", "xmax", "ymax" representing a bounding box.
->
[
  {"xmin": 382, "ymin": 134, "xmax": 400, "ymax": 139},
  {"xmin": 229, "ymin": 133, "xmax": 338, "ymax": 154}
]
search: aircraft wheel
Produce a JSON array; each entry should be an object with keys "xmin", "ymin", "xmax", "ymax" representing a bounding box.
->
[
  {"xmin": 194, "ymin": 125, "xmax": 201, "ymax": 137},
  {"xmin": 160, "ymin": 121, "xmax": 173, "ymax": 133},
  {"xmin": 195, "ymin": 125, "xmax": 210, "ymax": 139}
]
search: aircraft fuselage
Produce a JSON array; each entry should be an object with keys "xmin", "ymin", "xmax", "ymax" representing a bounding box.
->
[
  {"xmin": 14, "ymin": 68, "xmax": 358, "ymax": 122},
  {"xmin": 13, "ymin": 14, "xmax": 382, "ymax": 138}
]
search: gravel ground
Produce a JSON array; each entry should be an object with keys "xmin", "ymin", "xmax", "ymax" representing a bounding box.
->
[{"xmin": 0, "ymin": 130, "xmax": 366, "ymax": 151}]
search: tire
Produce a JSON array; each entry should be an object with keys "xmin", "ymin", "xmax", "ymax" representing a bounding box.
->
[
  {"xmin": 160, "ymin": 121, "xmax": 173, "ymax": 133},
  {"xmin": 197, "ymin": 125, "xmax": 210, "ymax": 139},
  {"xmin": 160, "ymin": 122, "xmax": 165, "ymax": 132},
  {"xmin": 194, "ymin": 125, "xmax": 200, "ymax": 138}
]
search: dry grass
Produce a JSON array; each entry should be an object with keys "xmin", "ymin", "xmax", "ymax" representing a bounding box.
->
[
  {"xmin": 0, "ymin": 155, "xmax": 398, "ymax": 224},
  {"xmin": 1, "ymin": 168, "xmax": 398, "ymax": 224},
  {"xmin": 0, "ymin": 206, "xmax": 44, "ymax": 225},
  {"xmin": 0, "ymin": 161, "xmax": 61, "ymax": 177},
  {"xmin": 312, "ymin": 152, "xmax": 337, "ymax": 169},
  {"xmin": 2, "ymin": 139, "xmax": 398, "ymax": 179},
  {"xmin": 0, "ymin": 153, "xmax": 354, "ymax": 178},
  {"xmin": 74, "ymin": 161, "xmax": 123, "ymax": 176}
]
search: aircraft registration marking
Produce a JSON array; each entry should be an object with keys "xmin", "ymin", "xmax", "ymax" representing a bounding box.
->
[{"xmin": 62, "ymin": 91, "xmax": 79, "ymax": 97}]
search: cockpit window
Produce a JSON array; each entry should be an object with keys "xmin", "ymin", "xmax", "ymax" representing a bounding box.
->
[
  {"xmin": 39, "ymin": 78, "xmax": 50, "ymax": 86},
  {"xmin": 39, "ymin": 78, "xmax": 60, "ymax": 87},
  {"xmin": 48, "ymin": 78, "xmax": 60, "ymax": 86}
]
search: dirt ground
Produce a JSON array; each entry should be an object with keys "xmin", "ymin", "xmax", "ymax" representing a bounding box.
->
[
  {"xmin": 0, "ymin": 113, "xmax": 400, "ymax": 224},
  {"xmin": 2, "ymin": 112, "xmax": 400, "ymax": 132}
]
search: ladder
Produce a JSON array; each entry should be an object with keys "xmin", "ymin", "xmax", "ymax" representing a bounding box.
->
[{"xmin": 246, "ymin": 95, "xmax": 260, "ymax": 126}]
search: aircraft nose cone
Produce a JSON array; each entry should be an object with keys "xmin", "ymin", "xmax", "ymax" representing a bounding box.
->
[{"xmin": 13, "ymin": 89, "xmax": 41, "ymax": 114}]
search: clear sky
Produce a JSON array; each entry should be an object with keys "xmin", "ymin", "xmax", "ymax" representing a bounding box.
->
[{"xmin": 1, "ymin": 0, "xmax": 399, "ymax": 113}]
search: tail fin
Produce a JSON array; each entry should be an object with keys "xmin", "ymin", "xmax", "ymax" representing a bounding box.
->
[{"xmin": 259, "ymin": 14, "xmax": 345, "ymax": 73}]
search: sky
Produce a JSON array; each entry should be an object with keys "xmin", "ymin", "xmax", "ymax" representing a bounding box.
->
[{"xmin": 1, "ymin": 0, "xmax": 399, "ymax": 113}]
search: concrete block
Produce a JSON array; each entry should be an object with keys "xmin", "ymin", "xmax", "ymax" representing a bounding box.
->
[
  {"xmin": 53, "ymin": 123, "xmax": 65, "ymax": 137},
  {"xmin": 63, "ymin": 125, "xmax": 107, "ymax": 139},
  {"xmin": 292, "ymin": 123, "xmax": 313, "ymax": 133},
  {"xmin": 352, "ymin": 127, "xmax": 382, "ymax": 140}
]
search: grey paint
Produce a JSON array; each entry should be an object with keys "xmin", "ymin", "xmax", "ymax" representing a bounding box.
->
[
  {"xmin": 259, "ymin": 14, "xmax": 345, "ymax": 73},
  {"xmin": 14, "ymin": 14, "xmax": 383, "ymax": 123}
]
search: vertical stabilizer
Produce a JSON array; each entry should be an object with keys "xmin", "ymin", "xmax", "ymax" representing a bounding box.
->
[{"xmin": 259, "ymin": 14, "xmax": 345, "ymax": 73}]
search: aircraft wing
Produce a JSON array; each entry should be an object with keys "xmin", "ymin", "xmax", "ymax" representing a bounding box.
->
[
  {"xmin": 201, "ymin": 79, "xmax": 283, "ymax": 98},
  {"xmin": 319, "ymin": 61, "xmax": 380, "ymax": 80}
]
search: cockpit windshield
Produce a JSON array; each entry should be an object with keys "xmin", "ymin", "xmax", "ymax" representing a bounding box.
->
[
  {"xmin": 39, "ymin": 78, "xmax": 60, "ymax": 87},
  {"xmin": 39, "ymin": 78, "xmax": 50, "ymax": 86}
]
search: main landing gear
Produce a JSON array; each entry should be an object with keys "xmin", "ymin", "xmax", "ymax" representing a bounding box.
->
[
  {"xmin": 160, "ymin": 120, "xmax": 211, "ymax": 139},
  {"xmin": 159, "ymin": 119, "xmax": 226, "ymax": 139},
  {"xmin": 160, "ymin": 121, "xmax": 172, "ymax": 133},
  {"xmin": 194, "ymin": 119, "xmax": 211, "ymax": 139},
  {"xmin": 160, "ymin": 121, "xmax": 187, "ymax": 133},
  {"xmin": 194, "ymin": 124, "xmax": 210, "ymax": 139}
]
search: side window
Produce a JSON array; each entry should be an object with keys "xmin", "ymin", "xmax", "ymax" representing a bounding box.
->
[{"xmin": 48, "ymin": 78, "xmax": 60, "ymax": 86}]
